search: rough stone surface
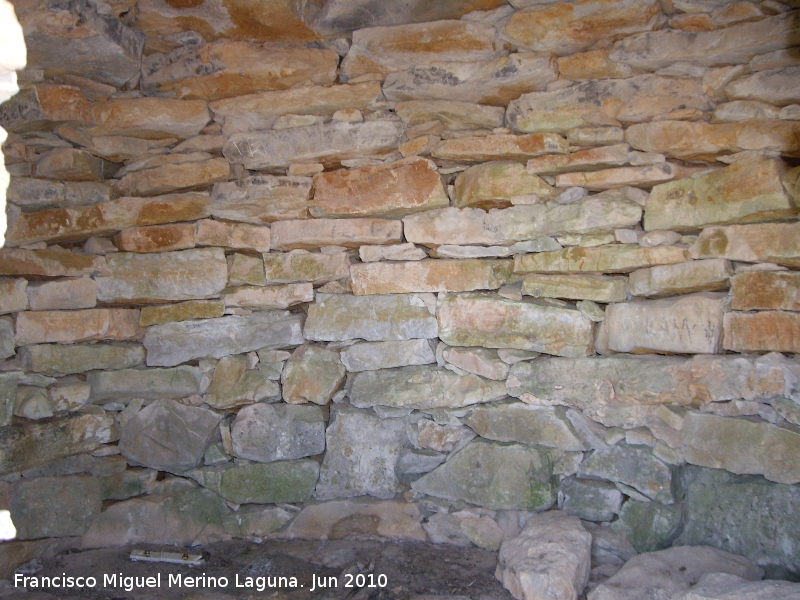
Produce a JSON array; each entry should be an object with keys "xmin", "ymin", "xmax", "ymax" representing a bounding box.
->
[
  {"xmin": 432, "ymin": 133, "xmax": 568, "ymax": 162},
  {"xmin": 282, "ymin": 345, "xmax": 345, "ymax": 405},
  {"xmin": 351, "ymin": 259, "xmax": 513, "ymax": 295},
  {"xmin": 304, "ymin": 293, "xmax": 437, "ymax": 342},
  {"xmin": 630, "ymin": 259, "xmax": 732, "ymax": 298},
  {"xmin": 231, "ymin": 403, "xmax": 325, "ymax": 463},
  {"xmin": 672, "ymin": 574, "xmax": 800, "ymax": 600},
  {"xmin": 522, "ymin": 274, "xmax": 628, "ymax": 303},
  {"xmin": 610, "ymin": 499, "xmax": 684, "ymax": 553},
  {"xmin": 139, "ymin": 299, "xmax": 225, "ymax": 326},
  {"xmin": 224, "ymin": 283, "xmax": 314, "ymax": 310},
  {"xmin": 26, "ymin": 277, "xmax": 97, "ymax": 310},
  {"xmin": 495, "ymin": 511, "xmax": 591, "ymax": 600},
  {"xmin": 731, "ymin": 271, "xmax": 800, "ymax": 311},
  {"xmin": 204, "ymin": 355, "xmax": 279, "ymax": 409},
  {"xmin": 515, "ymin": 244, "xmax": 690, "ymax": 274},
  {"xmin": 0, "ymin": 248, "xmax": 109, "ymax": 277},
  {"xmin": 578, "ymin": 443, "xmax": 673, "ymax": 504},
  {"xmin": 263, "ymin": 250, "xmax": 350, "ymax": 285},
  {"xmin": 195, "ymin": 219, "xmax": 271, "ymax": 252},
  {"xmin": 437, "ymin": 293, "xmax": 595, "ymax": 357},
  {"xmin": 144, "ymin": 311, "xmax": 304, "ymax": 367},
  {"xmin": 119, "ymin": 399, "xmax": 221, "ymax": 473},
  {"xmin": 340, "ymin": 339, "xmax": 436, "ymax": 372},
  {"xmin": 88, "ymin": 98, "xmax": 210, "ymax": 140},
  {"xmin": 210, "ymin": 176, "xmax": 311, "ymax": 224},
  {"xmin": 560, "ymin": 478, "xmax": 622, "ymax": 523},
  {"xmin": 15, "ymin": 308, "xmax": 142, "ymax": 345},
  {"xmin": 455, "ymin": 161, "xmax": 554, "ymax": 209},
  {"xmin": 187, "ymin": 460, "xmax": 319, "ymax": 504},
  {"xmin": 0, "ymin": 277, "xmax": 27, "ymax": 314},
  {"xmin": 723, "ymin": 311, "xmax": 800, "ymax": 353},
  {"xmin": 690, "ymin": 222, "xmax": 800, "ymax": 268},
  {"xmin": 20, "ymin": 343, "xmax": 145, "ymax": 377},
  {"xmin": 412, "ymin": 439, "xmax": 555, "ymax": 510},
  {"xmin": 271, "ymin": 217, "xmax": 402, "ymax": 250},
  {"xmin": 395, "ymin": 100, "xmax": 505, "ymax": 131}
]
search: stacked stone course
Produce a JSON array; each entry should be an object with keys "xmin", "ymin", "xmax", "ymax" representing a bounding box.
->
[{"xmin": 1, "ymin": 0, "xmax": 800, "ymax": 592}]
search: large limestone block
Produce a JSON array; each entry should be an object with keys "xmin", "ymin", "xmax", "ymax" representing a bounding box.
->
[
  {"xmin": 441, "ymin": 346, "xmax": 510, "ymax": 380},
  {"xmin": 6, "ymin": 178, "xmax": 110, "ymax": 211},
  {"xmin": 556, "ymin": 48, "xmax": 636, "ymax": 81},
  {"xmin": 526, "ymin": 144, "xmax": 632, "ymax": 176},
  {"xmin": 676, "ymin": 466, "xmax": 800, "ymax": 578},
  {"xmin": 522, "ymin": 274, "xmax": 628, "ymax": 303},
  {"xmin": 0, "ymin": 84, "xmax": 94, "ymax": 132},
  {"xmin": 27, "ymin": 277, "xmax": 97, "ymax": 310},
  {"xmin": 223, "ymin": 120, "xmax": 404, "ymax": 169},
  {"xmin": 223, "ymin": 284, "xmax": 313, "ymax": 310},
  {"xmin": 681, "ymin": 413, "xmax": 800, "ymax": 483},
  {"xmin": 404, "ymin": 196, "xmax": 642, "ymax": 247},
  {"xmin": 139, "ymin": 299, "xmax": 225, "ymax": 326},
  {"xmin": 609, "ymin": 11, "xmax": 800, "ymax": 71},
  {"xmin": 195, "ymin": 219, "xmax": 271, "ymax": 252},
  {"xmin": 271, "ymin": 218, "xmax": 402, "ymax": 250},
  {"xmin": 0, "ymin": 318, "xmax": 13, "ymax": 361},
  {"xmin": 626, "ymin": 120, "xmax": 800, "ymax": 161},
  {"xmin": 690, "ymin": 222, "xmax": 800, "ymax": 268},
  {"xmin": 555, "ymin": 163, "xmax": 694, "ymax": 192},
  {"xmin": 88, "ymin": 366, "xmax": 201, "ymax": 401},
  {"xmin": 96, "ymin": 248, "xmax": 227, "ymax": 303},
  {"xmin": 645, "ymin": 158, "xmax": 798, "ymax": 232},
  {"xmin": 311, "ymin": 157, "xmax": 448, "ymax": 218},
  {"xmin": 514, "ymin": 244, "xmax": 690, "ymax": 274},
  {"xmin": 349, "ymin": 365, "xmax": 506, "ymax": 410},
  {"xmin": 0, "ymin": 413, "xmax": 117, "ymax": 476},
  {"xmin": 0, "ymin": 247, "xmax": 108, "ymax": 277},
  {"xmin": 144, "ymin": 311, "xmax": 304, "ymax": 367},
  {"xmin": 496, "ymin": 511, "xmax": 591, "ymax": 600},
  {"xmin": 204, "ymin": 355, "xmax": 278, "ymax": 408},
  {"xmin": 610, "ymin": 499, "xmax": 683, "ymax": 553},
  {"xmin": 725, "ymin": 66, "xmax": 800, "ymax": 107},
  {"xmin": 131, "ymin": 0, "xmax": 320, "ymax": 51},
  {"xmin": 506, "ymin": 354, "xmax": 797, "ymax": 425},
  {"xmin": 114, "ymin": 223, "xmax": 197, "ymax": 253},
  {"xmin": 211, "ymin": 176, "xmax": 311, "ymax": 224},
  {"xmin": 209, "ymin": 82, "xmax": 381, "ymax": 134},
  {"xmin": 500, "ymin": 0, "xmax": 661, "ymax": 55},
  {"xmin": 723, "ymin": 311, "xmax": 800, "ymax": 353},
  {"xmin": 9, "ymin": 475, "xmax": 102, "ymax": 539},
  {"xmin": 383, "ymin": 54, "xmax": 558, "ymax": 106},
  {"xmin": 119, "ymin": 399, "xmax": 221, "ymax": 473},
  {"xmin": 34, "ymin": 148, "xmax": 105, "ymax": 182},
  {"xmin": 81, "ymin": 488, "xmax": 230, "ymax": 548},
  {"xmin": 0, "ymin": 277, "xmax": 27, "ymax": 314},
  {"xmin": 673, "ymin": 574, "xmax": 800, "ymax": 600},
  {"xmin": 264, "ymin": 250, "xmax": 349, "ymax": 285},
  {"xmin": 437, "ymin": 293, "xmax": 595, "ymax": 357},
  {"xmin": 304, "ymin": 293, "xmax": 436, "ymax": 342},
  {"xmin": 5, "ymin": 192, "xmax": 211, "ymax": 245},
  {"xmin": 313, "ymin": 0, "xmax": 507, "ymax": 35},
  {"xmin": 350, "ymin": 259, "xmax": 513, "ymax": 294},
  {"xmin": 455, "ymin": 161, "xmax": 554, "ymax": 209},
  {"xmin": 231, "ymin": 403, "xmax": 325, "ymax": 463},
  {"xmin": 113, "ymin": 157, "xmax": 230, "ymax": 197},
  {"xmin": 507, "ymin": 75, "xmax": 713, "ymax": 133},
  {"xmin": 187, "ymin": 460, "xmax": 319, "ymax": 504},
  {"xmin": 432, "ymin": 132, "xmax": 568, "ymax": 162},
  {"xmin": 89, "ymin": 98, "xmax": 210, "ymax": 139},
  {"xmin": 340, "ymin": 339, "xmax": 435, "ymax": 371},
  {"xmin": 16, "ymin": 0, "xmax": 143, "ymax": 86},
  {"xmin": 395, "ymin": 100, "xmax": 505, "ymax": 131},
  {"xmin": 15, "ymin": 308, "xmax": 142, "ymax": 345},
  {"xmin": 315, "ymin": 406, "xmax": 409, "ymax": 500},
  {"xmin": 560, "ymin": 478, "xmax": 623, "ymax": 523},
  {"xmin": 602, "ymin": 292, "xmax": 726, "ymax": 354},
  {"xmin": 142, "ymin": 42, "xmax": 337, "ymax": 100},
  {"xmin": 579, "ymin": 443, "xmax": 673, "ymax": 504},
  {"xmin": 588, "ymin": 546, "xmax": 764, "ymax": 600},
  {"xmin": 282, "ymin": 345, "xmax": 345, "ymax": 405},
  {"xmin": 731, "ymin": 271, "xmax": 800, "ymax": 311},
  {"xmin": 465, "ymin": 402, "xmax": 586, "ymax": 451},
  {"xmin": 629, "ymin": 259, "xmax": 732, "ymax": 298},
  {"xmin": 411, "ymin": 439, "xmax": 555, "ymax": 510},
  {"xmin": 340, "ymin": 20, "xmax": 504, "ymax": 81},
  {"xmin": 20, "ymin": 343, "xmax": 145, "ymax": 377}
]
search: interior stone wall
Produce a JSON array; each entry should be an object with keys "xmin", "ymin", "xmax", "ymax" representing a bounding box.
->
[{"xmin": 0, "ymin": 0, "xmax": 799, "ymax": 592}]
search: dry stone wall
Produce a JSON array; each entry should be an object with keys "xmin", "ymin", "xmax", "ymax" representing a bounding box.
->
[{"xmin": 1, "ymin": 0, "xmax": 800, "ymax": 588}]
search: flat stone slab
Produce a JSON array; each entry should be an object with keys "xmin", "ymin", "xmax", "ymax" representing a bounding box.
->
[
  {"xmin": 87, "ymin": 366, "xmax": 201, "ymax": 401},
  {"xmin": 231, "ymin": 403, "xmax": 325, "ymax": 463},
  {"xmin": 723, "ymin": 311, "xmax": 800, "ymax": 353},
  {"xmin": 629, "ymin": 259, "xmax": 732, "ymax": 298},
  {"xmin": 578, "ymin": 443, "xmax": 673, "ymax": 504},
  {"xmin": 340, "ymin": 339, "xmax": 436, "ymax": 372},
  {"xmin": 210, "ymin": 176, "xmax": 311, "ymax": 224},
  {"xmin": 515, "ymin": 244, "xmax": 690, "ymax": 274},
  {"xmin": 15, "ymin": 309, "xmax": 142, "ymax": 345},
  {"xmin": 186, "ymin": 460, "xmax": 319, "ymax": 504},
  {"xmin": 271, "ymin": 218, "xmax": 402, "ymax": 250},
  {"xmin": 20, "ymin": 343, "xmax": 145, "ymax": 377},
  {"xmin": 690, "ymin": 222, "xmax": 800, "ymax": 268}
]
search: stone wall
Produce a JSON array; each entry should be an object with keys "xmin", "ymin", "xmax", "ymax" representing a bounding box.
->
[{"xmin": 1, "ymin": 0, "xmax": 800, "ymax": 587}]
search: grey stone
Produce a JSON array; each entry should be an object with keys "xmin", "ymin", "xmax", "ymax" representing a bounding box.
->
[
  {"xmin": 10, "ymin": 475, "xmax": 102, "ymax": 539},
  {"xmin": 6, "ymin": 178, "xmax": 110, "ymax": 211},
  {"xmin": 304, "ymin": 293, "xmax": 437, "ymax": 342},
  {"xmin": 20, "ymin": 343, "xmax": 145, "ymax": 377},
  {"xmin": 224, "ymin": 505, "xmax": 295, "ymax": 539},
  {"xmin": 350, "ymin": 366, "xmax": 506, "ymax": 410},
  {"xmin": 496, "ymin": 511, "xmax": 591, "ymax": 600},
  {"xmin": 101, "ymin": 468, "xmax": 159, "ymax": 500},
  {"xmin": 676, "ymin": 465, "xmax": 800, "ymax": 579},
  {"xmin": 282, "ymin": 345, "xmax": 345, "ymax": 405},
  {"xmin": 210, "ymin": 176, "xmax": 312, "ymax": 224},
  {"xmin": 340, "ymin": 339, "xmax": 436, "ymax": 371},
  {"xmin": 611, "ymin": 500, "xmax": 684, "ymax": 553},
  {"xmin": 673, "ymin": 572, "xmax": 800, "ymax": 600},
  {"xmin": 560, "ymin": 477, "xmax": 622, "ymax": 522},
  {"xmin": 119, "ymin": 399, "xmax": 221, "ymax": 473},
  {"xmin": 0, "ymin": 277, "xmax": 27, "ymax": 314},
  {"xmin": 144, "ymin": 311, "xmax": 305, "ymax": 367},
  {"xmin": 231, "ymin": 403, "xmax": 325, "ymax": 463},
  {"xmin": 464, "ymin": 402, "xmax": 586, "ymax": 451},
  {"xmin": 0, "ymin": 372, "xmax": 24, "ymax": 427},
  {"xmin": 411, "ymin": 439, "xmax": 555, "ymax": 510},
  {"xmin": 396, "ymin": 448, "xmax": 446, "ymax": 477},
  {"xmin": 87, "ymin": 366, "xmax": 200, "ymax": 401},
  {"xmin": 0, "ymin": 317, "xmax": 14, "ymax": 360},
  {"xmin": 186, "ymin": 460, "xmax": 319, "ymax": 504},
  {"xmin": 223, "ymin": 121, "xmax": 405, "ymax": 169},
  {"xmin": 315, "ymin": 406, "xmax": 409, "ymax": 500},
  {"xmin": 578, "ymin": 443, "xmax": 673, "ymax": 504}
]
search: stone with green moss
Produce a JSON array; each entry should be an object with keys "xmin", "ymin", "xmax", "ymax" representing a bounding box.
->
[
  {"xmin": 186, "ymin": 460, "xmax": 319, "ymax": 504},
  {"xmin": 611, "ymin": 499, "xmax": 684, "ymax": 552}
]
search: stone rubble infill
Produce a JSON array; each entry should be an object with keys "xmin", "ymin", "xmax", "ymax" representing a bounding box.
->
[{"xmin": 496, "ymin": 511, "xmax": 591, "ymax": 600}]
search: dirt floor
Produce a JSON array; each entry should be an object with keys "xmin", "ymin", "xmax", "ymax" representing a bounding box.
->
[{"xmin": 0, "ymin": 539, "xmax": 518, "ymax": 600}]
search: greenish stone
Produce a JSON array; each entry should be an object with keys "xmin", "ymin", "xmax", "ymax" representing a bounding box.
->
[
  {"xmin": 87, "ymin": 366, "xmax": 201, "ymax": 402},
  {"xmin": 772, "ymin": 397, "xmax": 800, "ymax": 426},
  {"xmin": 560, "ymin": 477, "xmax": 622, "ymax": 522},
  {"xmin": 675, "ymin": 466, "xmax": 800, "ymax": 580},
  {"xmin": 0, "ymin": 372, "xmax": 23, "ymax": 427},
  {"xmin": 411, "ymin": 439, "xmax": 555, "ymax": 510},
  {"xmin": 187, "ymin": 460, "xmax": 319, "ymax": 504},
  {"xmin": 10, "ymin": 475, "xmax": 102, "ymax": 539},
  {"xmin": 20, "ymin": 343, "xmax": 145, "ymax": 377},
  {"xmin": 611, "ymin": 499, "xmax": 684, "ymax": 553},
  {"xmin": 223, "ymin": 505, "xmax": 294, "ymax": 538},
  {"xmin": 578, "ymin": 443, "xmax": 673, "ymax": 505},
  {"xmin": 101, "ymin": 468, "xmax": 158, "ymax": 500}
]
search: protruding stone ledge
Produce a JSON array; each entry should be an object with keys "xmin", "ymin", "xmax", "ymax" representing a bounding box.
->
[{"xmin": 515, "ymin": 244, "xmax": 690, "ymax": 274}]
